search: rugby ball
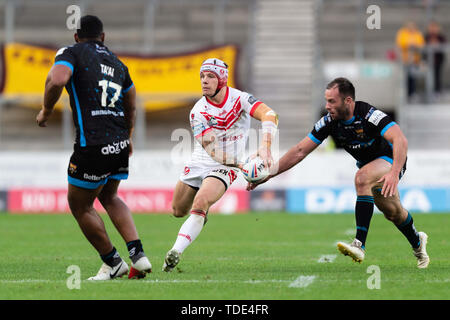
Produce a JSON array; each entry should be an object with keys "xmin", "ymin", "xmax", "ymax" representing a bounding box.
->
[{"xmin": 241, "ymin": 156, "xmax": 269, "ymax": 183}]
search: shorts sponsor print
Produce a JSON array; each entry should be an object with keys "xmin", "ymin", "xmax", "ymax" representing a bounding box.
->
[
  {"xmin": 68, "ymin": 140, "xmax": 130, "ymax": 189},
  {"xmin": 180, "ymin": 162, "xmax": 238, "ymax": 190}
]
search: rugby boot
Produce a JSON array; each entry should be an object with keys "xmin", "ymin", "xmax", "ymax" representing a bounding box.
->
[
  {"xmin": 413, "ymin": 232, "xmax": 430, "ymax": 268},
  {"xmin": 337, "ymin": 239, "xmax": 365, "ymax": 263}
]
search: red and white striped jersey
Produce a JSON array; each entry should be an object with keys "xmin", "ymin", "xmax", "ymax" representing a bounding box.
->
[{"xmin": 190, "ymin": 86, "xmax": 262, "ymax": 166}]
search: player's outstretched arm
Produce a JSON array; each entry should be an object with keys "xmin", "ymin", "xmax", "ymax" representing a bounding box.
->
[
  {"xmin": 249, "ymin": 103, "xmax": 278, "ymax": 169},
  {"xmin": 377, "ymin": 124, "xmax": 408, "ymax": 197},
  {"xmin": 247, "ymin": 135, "xmax": 318, "ymax": 191},
  {"xmin": 37, "ymin": 65, "xmax": 72, "ymax": 127},
  {"xmin": 123, "ymin": 85, "xmax": 137, "ymax": 157}
]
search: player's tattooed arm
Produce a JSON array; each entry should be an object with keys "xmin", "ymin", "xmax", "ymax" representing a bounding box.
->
[
  {"xmin": 37, "ymin": 64, "xmax": 72, "ymax": 127},
  {"xmin": 198, "ymin": 132, "xmax": 243, "ymax": 169},
  {"xmin": 276, "ymin": 136, "xmax": 318, "ymax": 176}
]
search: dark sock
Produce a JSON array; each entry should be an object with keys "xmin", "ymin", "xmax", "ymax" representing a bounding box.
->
[
  {"xmin": 355, "ymin": 195, "xmax": 374, "ymax": 249},
  {"xmin": 100, "ymin": 247, "xmax": 122, "ymax": 267},
  {"xmin": 127, "ymin": 239, "xmax": 144, "ymax": 264},
  {"xmin": 396, "ymin": 212, "xmax": 420, "ymax": 249}
]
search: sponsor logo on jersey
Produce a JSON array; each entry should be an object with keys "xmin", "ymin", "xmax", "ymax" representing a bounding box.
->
[
  {"xmin": 314, "ymin": 117, "xmax": 326, "ymax": 131},
  {"xmin": 91, "ymin": 109, "xmax": 124, "ymax": 117},
  {"xmin": 348, "ymin": 138, "xmax": 375, "ymax": 149},
  {"xmin": 355, "ymin": 128, "xmax": 365, "ymax": 139},
  {"xmin": 207, "ymin": 116, "xmax": 218, "ymax": 127},
  {"xmin": 221, "ymin": 133, "xmax": 244, "ymax": 142},
  {"xmin": 368, "ymin": 109, "xmax": 386, "ymax": 126},
  {"xmin": 192, "ymin": 123, "xmax": 207, "ymax": 136},
  {"xmin": 365, "ymin": 107, "xmax": 376, "ymax": 120},
  {"xmin": 69, "ymin": 162, "xmax": 77, "ymax": 174},
  {"xmin": 247, "ymin": 95, "xmax": 258, "ymax": 105}
]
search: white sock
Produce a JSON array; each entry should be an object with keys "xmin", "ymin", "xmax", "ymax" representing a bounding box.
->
[{"xmin": 172, "ymin": 210, "xmax": 206, "ymax": 254}]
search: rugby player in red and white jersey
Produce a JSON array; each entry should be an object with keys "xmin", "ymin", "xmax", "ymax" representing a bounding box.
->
[{"xmin": 162, "ymin": 58, "xmax": 278, "ymax": 271}]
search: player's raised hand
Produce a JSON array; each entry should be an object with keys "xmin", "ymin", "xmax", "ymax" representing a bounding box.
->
[{"xmin": 377, "ymin": 171, "xmax": 399, "ymax": 197}]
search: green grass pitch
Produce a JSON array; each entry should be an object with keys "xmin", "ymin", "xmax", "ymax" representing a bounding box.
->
[{"xmin": 0, "ymin": 212, "xmax": 448, "ymax": 300}]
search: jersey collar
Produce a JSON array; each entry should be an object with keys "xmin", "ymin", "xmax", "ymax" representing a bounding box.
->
[
  {"xmin": 205, "ymin": 87, "xmax": 229, "ymax": 108},
  {"xmin": 340, "ymin": 116, "xmax": 355, "ymax": 125}
]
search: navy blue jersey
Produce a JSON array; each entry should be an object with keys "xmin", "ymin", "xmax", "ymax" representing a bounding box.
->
[
  {"xmin": 54, "ymin": 41, "xmax": 134, "ymax": 146},
  {"xmin": 308, "ymin": 101, "xmax": 397, "ymax": 166}
]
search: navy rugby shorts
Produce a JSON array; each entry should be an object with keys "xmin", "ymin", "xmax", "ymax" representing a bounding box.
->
[
  {"xmin": 356, "ymin": 156, "xmax": 407, "ymax": 180},
  {"xmin": 67, "ymin": 139, "xmax": 130, "ymax": 189}
]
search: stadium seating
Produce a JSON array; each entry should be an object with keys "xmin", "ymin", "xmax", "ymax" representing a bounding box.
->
[
  {"xmin": 0, "ymin": 0, "xmax": 449, "ymax": 150},
  {"xmin": 252, "ymin": 0, "xmax": 316, "ymax": 148}
]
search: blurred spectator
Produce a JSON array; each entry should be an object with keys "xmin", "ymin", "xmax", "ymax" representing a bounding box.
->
[
  {"xmin": 424, "ymin": 21, "xmax": 446, "ymax": 97},
  {"xmin": 396, "ymin": 21, "xmax": 425, "ymax": 101}
]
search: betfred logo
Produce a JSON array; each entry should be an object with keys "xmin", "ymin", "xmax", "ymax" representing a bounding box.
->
[{"xmin": 184, "ymin": 166, "xmax": 190, "ymax": 175}]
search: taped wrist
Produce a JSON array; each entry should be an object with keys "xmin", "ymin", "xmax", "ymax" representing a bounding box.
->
[{"xmin": 262, "ymin": 121, "xmax": 278, "ymax": 139}]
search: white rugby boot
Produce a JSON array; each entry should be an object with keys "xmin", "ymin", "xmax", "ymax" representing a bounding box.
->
[
  {"xmin": 337, "ymin": 239, "xmax": 365, "ymax": 263},
  {"xmin": 162, "ymin": 249, "xmax": 180, "ymax": 272},
  {"xmin": 128, "ymin": 255, "xmax": 152, "ymax": 279},
  {"xmin": 413, "ymin": 232, "xmax": 430, "ymax": 269},
  {"xmin": 87, "ymin": 259, "xmax": 129, "ymax": 280}
]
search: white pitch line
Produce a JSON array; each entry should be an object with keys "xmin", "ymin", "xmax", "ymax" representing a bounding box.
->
[
  {"xmin": 0, "ymin": 279, "xmax": 54, "ymax": 284},
  {"xmin": 0, "ymin": 279, "xmax": 292, "ymax": 285},
  {"xmin": 288, "ymin": 275, "xmax": 316, "ymax": 288},
  {"xmin": 2, "ymin": 278, "xmax": 449, "ymax": 285}
]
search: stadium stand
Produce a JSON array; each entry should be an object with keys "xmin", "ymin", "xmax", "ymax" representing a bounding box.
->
[
  {"xmin": 0, "ymin": 0, "xmax": 449, "ymax": 151},
  {"xmin": 252, "ymin": 0, "xmax": 316, "ymax": 148},
  {"xmin": 318, "ymin": 0, "xmax": 450, "ymax": 149},
  {"xmin": 0, "ymin": 0, "xmax": 255, "ymax": 150}
]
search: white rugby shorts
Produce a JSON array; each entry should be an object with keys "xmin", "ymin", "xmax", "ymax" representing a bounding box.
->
[{"xmin": 180, "ymin": 163, "xmax": 238, "ymax": 190}]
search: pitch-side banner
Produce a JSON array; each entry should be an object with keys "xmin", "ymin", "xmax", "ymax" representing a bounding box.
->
[
  {"xmin": 7, "ymin": 188, "xmax": 249, "ymax": 214},
  {"xmin": 0, "ymin": 42, "xmax": 238, "ymax": 111}
]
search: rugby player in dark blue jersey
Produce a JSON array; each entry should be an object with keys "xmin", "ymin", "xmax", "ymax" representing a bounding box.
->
[
  {"xmin": 36, "ymin": 15, "xmax": 152, "ymax": 279},
  {"xmin": 248, "ymin": 78, "xmax": 429, "ymax": 268}
]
